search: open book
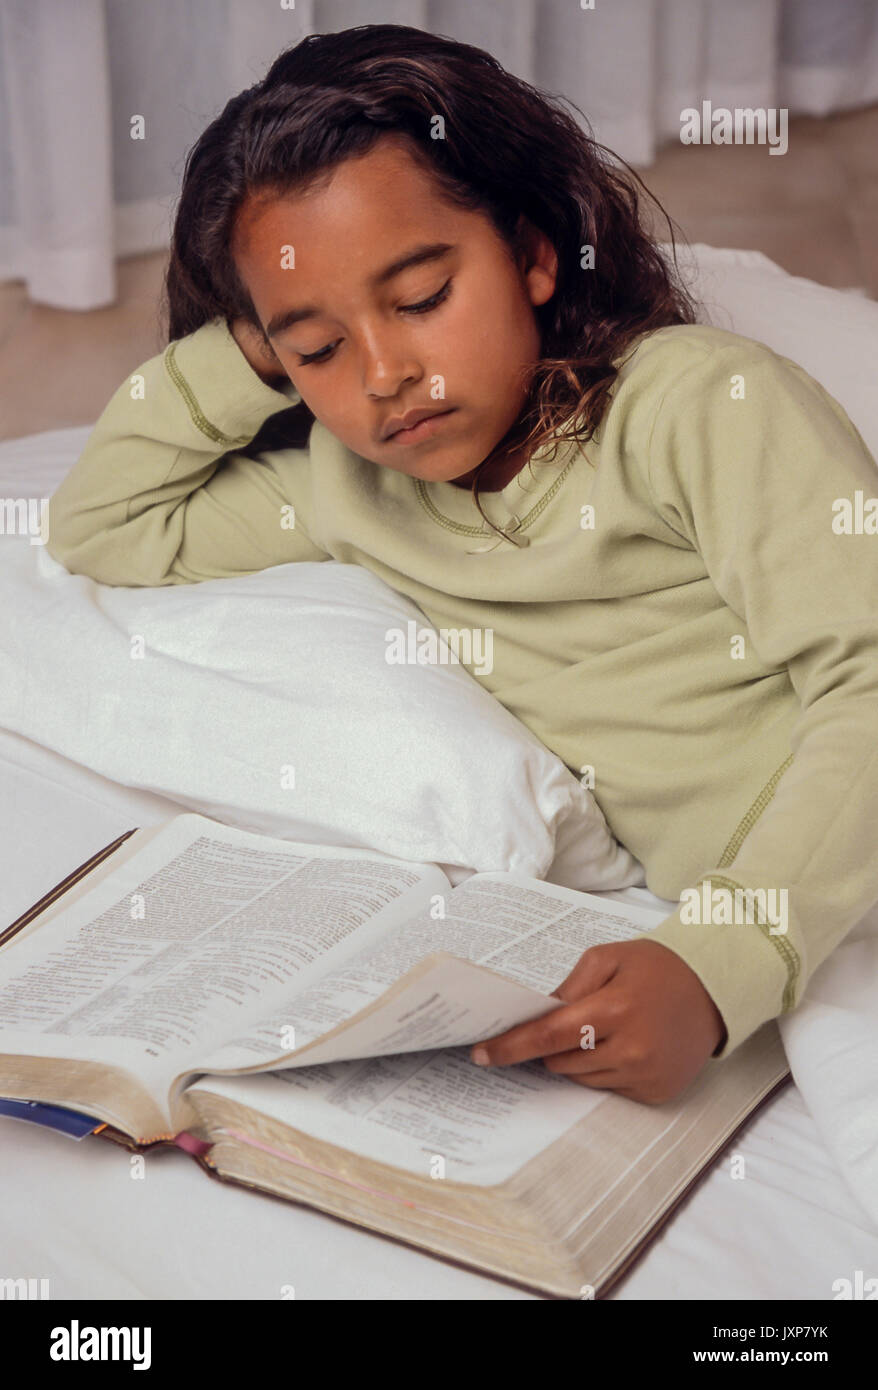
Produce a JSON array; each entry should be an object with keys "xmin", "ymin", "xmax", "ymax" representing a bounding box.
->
[{"xmin": 0, "ymin": 813, "xmax": 789, "ymax": 1298}]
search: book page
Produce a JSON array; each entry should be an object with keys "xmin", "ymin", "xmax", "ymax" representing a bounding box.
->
[
  {"xmin": 185, "ymin": 880, "xmax": 670, "ymax": 1184},
  {"xmin": 0, "ymin": 813, "xmax": 448, "ymax": 1112},
  {"xmin": 193, "ymin": 952, "xmax": 568, "ymax": 1081},
  {"xmin": 191, "ymin": 1045, "xmax": 608, "ymax": 1186},
  {"xmin": 190, "ymin": 872, "xmax": 667, "ymax": 1074}
]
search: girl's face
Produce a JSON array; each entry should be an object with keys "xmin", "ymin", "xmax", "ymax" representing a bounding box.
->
[{"xmin": 230, "ymin": 135, "xmax": 557, "ymax": 488}]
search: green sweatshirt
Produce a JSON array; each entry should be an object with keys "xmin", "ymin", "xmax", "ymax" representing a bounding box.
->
[{"xmin": 45, "ymin": 315, "xmax": 878, "ymax": 1061}]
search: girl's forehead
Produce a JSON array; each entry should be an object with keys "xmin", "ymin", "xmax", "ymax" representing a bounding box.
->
[
  {"xmin": 241, "ymin": 138, "xmax": 465, "ymax": 235},
  {"xmin": 235, "ymin": 174, "xmax": 486, "ymax": 279}
]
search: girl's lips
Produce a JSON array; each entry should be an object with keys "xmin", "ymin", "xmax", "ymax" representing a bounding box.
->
[{"xmin": 386, "ymin": 409, "xmax": 457, "ymax": 443}]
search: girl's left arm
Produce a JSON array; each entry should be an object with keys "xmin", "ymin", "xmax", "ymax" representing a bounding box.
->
[{"xmin": 642, "ymin": 337, "xmax": 878, "ymax": 1059}]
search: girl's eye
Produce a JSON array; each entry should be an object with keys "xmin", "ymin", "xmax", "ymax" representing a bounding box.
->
[
  {"xmin": 402, "ymin": 279, "xmax": 452, "ymax": 316},
  {"xmin": 297, "ymin": 280, "xmax": 452, "ymax": 366}
]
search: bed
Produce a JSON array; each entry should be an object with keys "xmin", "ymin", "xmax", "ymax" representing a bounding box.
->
[{"xmin": 2, "ymin": 245, "xmax": 877, "ymax": 1300}]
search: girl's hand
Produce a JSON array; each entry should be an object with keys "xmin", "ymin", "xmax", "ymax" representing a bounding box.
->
[
  {"xmin": 228, "ymin": 316, "xmax": 289, "ymax": 388},
  {"xmin": 470, "ymin": 939, "xmax": 727, "ymax": 1105}
]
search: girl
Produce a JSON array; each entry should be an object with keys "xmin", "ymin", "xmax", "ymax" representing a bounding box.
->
[{"xmin": 47, "ymin": 24, "xmax": 878, "ymax": 1105}]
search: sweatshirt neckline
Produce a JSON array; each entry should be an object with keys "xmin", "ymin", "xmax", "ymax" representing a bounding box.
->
[{"xmin": 412, "ymin": 432, "xmax": 580, "ymax": 538}]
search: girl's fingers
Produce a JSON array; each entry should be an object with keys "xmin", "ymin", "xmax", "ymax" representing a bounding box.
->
[
  {"xmin": 542, "ymin": 1044, "xmax": 625, "ymax": 1077},
  {"xmin": 567, "ymin": 1070, "xmax": 628, "ymax": 1089},
  {"xmin": 471, "ymin": 993, "xmax": 616, "ymax": 1068},
  {"xmin": 470, "ymin": 946, "xmax": 631, "ymax": 1069}
]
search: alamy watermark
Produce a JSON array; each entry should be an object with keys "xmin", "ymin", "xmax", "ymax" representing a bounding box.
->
[
  {"xmin": 0, "ymin": 1275, "xmax": 50, "ymax": 1299},
  {"xmin": 49, "ymin": 1321, "xmax": 151, "ymax": 1369},
  {"xmin": 679, "ymin": 879, "xmax": 788, "ymax": 935},
  {"xmin": 680, "ymin": 102, "xmax": 788, "ymax": 156},
  {"xmin": 0, "ymin": 497, "xmax": 49, "ymax": 544},
  {"xmin": 385, "ymin": 619, "xmax": 493, "ymax": 676}
]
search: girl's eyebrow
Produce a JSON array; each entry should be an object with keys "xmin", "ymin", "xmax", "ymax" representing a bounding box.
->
[{"xmin": 265, "ymin": 241, "xmax": 457, "ymax": 340}]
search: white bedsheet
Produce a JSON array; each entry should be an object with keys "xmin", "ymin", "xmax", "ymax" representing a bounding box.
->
[{"xmin": 2, "ymin": 427, "xmax": 878, "ymax": 1299}]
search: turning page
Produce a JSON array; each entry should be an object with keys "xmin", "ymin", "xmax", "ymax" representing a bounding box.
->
[{"xmin": 190, "ymin": 872, "xmax": 668, "ymax": 1075}]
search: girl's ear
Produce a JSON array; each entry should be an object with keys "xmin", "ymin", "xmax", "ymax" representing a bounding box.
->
[{"xmin": 514, "ymin": 215, "xmax": 558, "ymax": 308}]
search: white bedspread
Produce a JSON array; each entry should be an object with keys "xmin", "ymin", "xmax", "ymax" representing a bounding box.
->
[{"xmin": 778, "ymin": 904, "xmax": 878, "ymax": 1229}]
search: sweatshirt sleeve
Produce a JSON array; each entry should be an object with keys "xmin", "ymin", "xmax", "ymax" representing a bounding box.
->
[
  {"xmin": 639, "ymin": 337, "xmax": 878, "ymax": 1059},
  {"xmin": 45, "ymin": 315, "xmax": 329, "ymax": 586}
]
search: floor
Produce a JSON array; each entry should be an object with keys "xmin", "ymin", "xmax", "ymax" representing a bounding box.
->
[{"xmin": 0, "ymin": 103, "xmax": 876, "ymax": 443}]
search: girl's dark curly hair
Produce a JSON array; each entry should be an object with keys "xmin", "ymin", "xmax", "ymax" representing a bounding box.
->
[{"xmin": 161, "ymin": 22, "xmax": 700, "ymax": 541}]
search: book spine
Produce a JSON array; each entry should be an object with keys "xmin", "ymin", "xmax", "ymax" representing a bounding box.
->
[
  {"xmin": 173, "ymin": 1131, "xmax": 213, "ymax": 1157},
  {"xmin": 92, "ymin": 1124, "xmax": 214, "ymax": 1157}
]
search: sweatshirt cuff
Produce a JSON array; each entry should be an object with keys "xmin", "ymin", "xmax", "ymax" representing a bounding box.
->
[
  {"xmin": 640, "ymin": 895, "xmax": 794, "ymax": 1059},
  {"xmin": 165, "ymin": 316, "xmax": 301, "ymax": 444}
]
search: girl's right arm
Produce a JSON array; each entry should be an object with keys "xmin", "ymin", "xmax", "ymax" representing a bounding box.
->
[{"xmin": 46, "ymin": 316, "xmax": 327, "ymax": 587}]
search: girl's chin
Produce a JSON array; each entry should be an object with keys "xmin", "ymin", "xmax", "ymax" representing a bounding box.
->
[
  {"xmin": 370, "ymin": 455, "xmax": 479, "ymax": 484},
  {"xmin": 416, "ymin": 463, "xmax": 481, "ymax": 486}
]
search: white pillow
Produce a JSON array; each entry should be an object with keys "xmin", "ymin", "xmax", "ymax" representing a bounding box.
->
[{"xmin": 0, "ymin": 538, "xmax": 643, "ymax": 891}]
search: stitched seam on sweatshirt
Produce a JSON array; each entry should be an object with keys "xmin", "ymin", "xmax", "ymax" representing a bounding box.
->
[
  {"xmin": 717, "ymin": 753, "xmax": 794, "ymax": 868},
  {"xmin": 414, "ymin": 480, "xmax": 487, "ymax": 535},
  {"xmin": 694, "ymin": 871, "xmax": 800, "ymax": 1011},
  {"xmin": 413, "ymin": 450, "xmax": 578, "ymax": 537},
  {"xmin": 164, "ymin": 341, "xmax": 251, "ymax": 447}
]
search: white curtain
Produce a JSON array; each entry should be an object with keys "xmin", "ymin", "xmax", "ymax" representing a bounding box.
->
[{"xmin": 1, "ymin": 0, "xmax": 876, "ymax": 310}]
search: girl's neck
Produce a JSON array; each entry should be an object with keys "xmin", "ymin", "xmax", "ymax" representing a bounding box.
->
[{"xmin": 448, "ymin": 447, "xmax": 529, "ymax": 493}]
